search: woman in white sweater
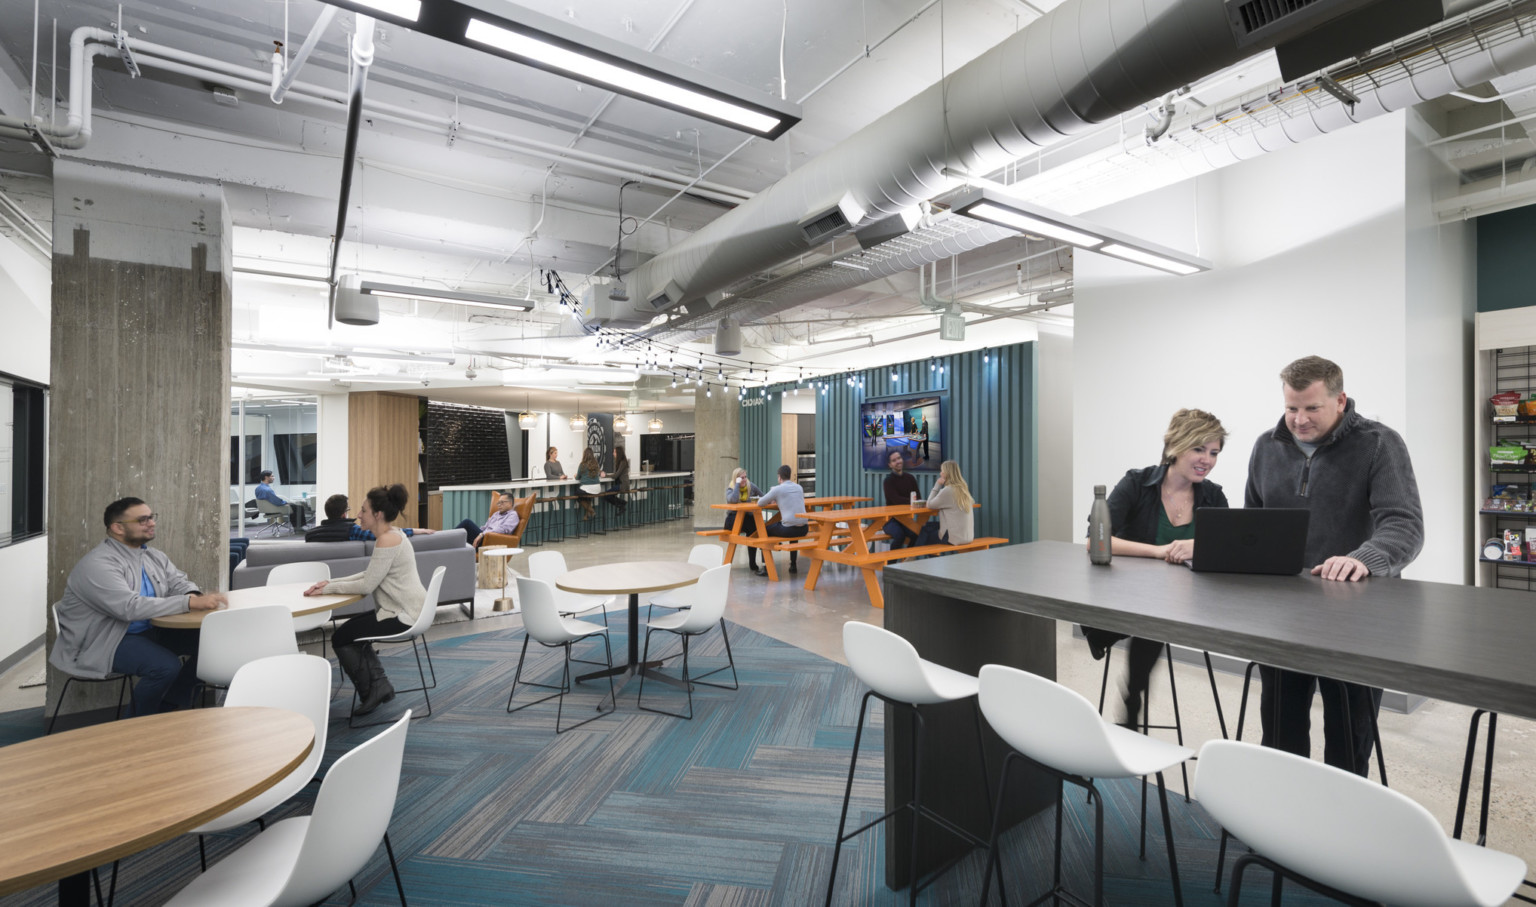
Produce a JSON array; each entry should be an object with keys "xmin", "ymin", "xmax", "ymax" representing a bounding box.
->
[
  {"xmin": 304, "ymin": 483, "xmax": 425, "ymax": 714},
  {"xmin": 915, "ymin": 460, "xmax": 975, "ymax": 546}
]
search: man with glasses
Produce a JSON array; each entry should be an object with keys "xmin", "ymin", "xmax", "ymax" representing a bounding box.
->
[
  {"xmin": 256, "ymin": 469, "xmax": 311, "ymax": 530},
  {"xmin": 51, "ymin": 497, "xmax": 226, "ymax": 716}
]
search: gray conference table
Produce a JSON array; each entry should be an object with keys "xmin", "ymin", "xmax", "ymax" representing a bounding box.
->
[{"xmin": 879, "ymin": 540, "xmax": 1536, "ymax": 889}]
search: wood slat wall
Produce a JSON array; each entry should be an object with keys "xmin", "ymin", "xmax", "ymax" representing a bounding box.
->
[
  {"xmin": 740, "ymin": 343, "xmax": 1037, "ymax": 546},
  {"xmin": 348, "ymin": 392, "xmax": 421, "ymax": 529}
]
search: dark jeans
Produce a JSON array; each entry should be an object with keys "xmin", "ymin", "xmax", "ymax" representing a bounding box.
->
[
  {"xmin": 456, "ymin": 518, "xmax": 482, "ymax": 543},
  {"xmin": 766, "ymin": 522, "xmax": 808, "ymax": 565},
  {"xmin": 1259, "ymin": 666, "xmax": 1382, "ymax": 776},
  {"xmin": 914, "ymin": 522, "xmax": 948, "ymax": 547},
  {"xmin": 287, "ymin": 502, "xmax": 310, "ymax": 528},
  {"xmin": 112, "ymin": 627, "xmax": 200, "ymax": 716},
  {"xmin": 883, "ymin": 518, "xmax": 916, "ymax": 549},
  {"xmin": 727, "ymin": 513, "xmax": 759, "ymax": 566},
  {"xmin": 1080, "ymin": 628, "xmax": 1164, "ymax": 721},
  {"xmin": 333, "ymin": 611, "xmax": 410, "ymax": 649}
]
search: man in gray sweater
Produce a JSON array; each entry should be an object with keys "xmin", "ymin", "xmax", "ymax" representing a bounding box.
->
[
  {"xmin": 51, "ymin": 497, "xmax": 225, "ymax": 716},
  {"xmin": 1245, "ymin": 356, "xmax": 1424, "ymax": 775}
]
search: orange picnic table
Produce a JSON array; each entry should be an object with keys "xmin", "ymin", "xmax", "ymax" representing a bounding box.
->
[{"xmin": 708, "ymin": 495, "xmax": 872, "ymax": 581}]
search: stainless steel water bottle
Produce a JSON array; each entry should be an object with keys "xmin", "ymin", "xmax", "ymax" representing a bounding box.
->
[{"xmin": 1088, "ymin": 485, "xmax": 1112, "ymax": 565}]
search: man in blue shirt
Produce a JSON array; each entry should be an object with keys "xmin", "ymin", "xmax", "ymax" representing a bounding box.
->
[
  {"xmin": 255, "ymin": 469, "xmax": 310, "ymax": 529},
  {"xmin": 755, "ymin": 465, "xmax": 809, "ymax": 576}
]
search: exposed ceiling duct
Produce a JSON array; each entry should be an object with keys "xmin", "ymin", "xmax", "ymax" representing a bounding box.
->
[{"xmin": 629, "ymin": 0, "xmax": 1422, "ymax": 316}]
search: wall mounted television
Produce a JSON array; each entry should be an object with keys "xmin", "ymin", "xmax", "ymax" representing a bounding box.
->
[{"xmin": 860, "ymin": 392, "xmax": 946, "ymax": 472}]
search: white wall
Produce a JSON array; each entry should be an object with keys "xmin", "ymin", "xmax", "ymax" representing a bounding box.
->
[
  {"xmin": 316, "ymin": 392, "xmax": 349, "ymax": 499},
  {"xmin": 0, "ymin": 228, "xmax": 51, "ymax": 666},
  {"xmin": 1074, "ymin": 111, "xmax": 1465, "ymax": 583}
]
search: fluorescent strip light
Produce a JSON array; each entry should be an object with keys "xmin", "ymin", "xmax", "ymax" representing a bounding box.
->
[
  {"xmin": 232, "ymin": 341, "xmax": 456, "ymax": 364},
  {"xmin": 348, "ymin": 0, "xmax": 420, "ymax": 20},
  {"xmin": 1099, "ymin": 243, "xmax": 1202, "ymax": 276},
  {"xmin": 466, "ymin": 19, "xmax": 780, "ymax": 135},
  {"xmin": 830, "ymin": 259, "xmax": 870, "ymax": 271},
  {"xmin": 358, "ymin": 281, "xmax": 534, "ymax": 312},
  {"xmin": 963, "ymin": 201, "xmax": 1104, "ymax": 249}
]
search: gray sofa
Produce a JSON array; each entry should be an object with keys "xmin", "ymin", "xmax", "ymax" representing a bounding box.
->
[{"xmin": 232, "ymin": 528, "xmax": 479, "ymax": 618}]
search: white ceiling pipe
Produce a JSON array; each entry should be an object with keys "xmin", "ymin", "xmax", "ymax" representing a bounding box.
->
[
  {"xmin": 629, "ymin": 0, "xmax": 1393, "ymax": 311},
  {"xmin": 272, "ymin": 4, "xmax": 337, "ymax": 105}
]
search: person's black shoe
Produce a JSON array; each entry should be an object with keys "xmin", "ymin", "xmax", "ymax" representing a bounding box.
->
[
  {"xmin": 789, "ymin": 559, "xmax": 798, "ymax": 574},
  {"xmin": 1082, "ymin": 627, "xmax": 1114, "ymax": 661},
  {"xmin": 751, "ymin": 565, "xmax": 767, "ymax": 576}
]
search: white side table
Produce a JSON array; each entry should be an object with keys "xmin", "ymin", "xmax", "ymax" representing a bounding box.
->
[{"xmin": 479, "ymin": 547, "xmax": 524, "ymax": 612}]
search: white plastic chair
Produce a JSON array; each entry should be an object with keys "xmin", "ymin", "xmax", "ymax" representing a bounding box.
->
[
  {"xmin": 1195, "ymin": 739, "xmax": 1527, "ymax": 907},
  {"xmin": 528, "ymin": 550, "xmax": 610, "ymax": 627},
  {"xmin": 646, "ymin": 544, "xmax": 725, "ymax": 614},
  {"xmin": 637, "ymin": 564, "xmax": 737, "ymax": 720},
  {"xmin": 163, "ymin": 711, "xmax": 413, "ymax": 907},
  {"xmin": 47, "ymin": 602, "xmax": 130, "ymax": 734},
  {"xmin": 826, "ymin": 622, "xmax": 1001, "ymax": 907},
  {"xmin": 506, "ymin": 576, "xmax": 616, "ymax": 734},
  {"xmin": 976, "ymin": 664, "xmax": 1193, "ymax": 907},
  {"xmin": 189, "ymin": 654, "xmax": 332, "ymax": 870},
  {"xmin": 267, "ymin": 562, "xmax": 333, "ymax": 660},
  {"xmin": 348, "ymin": 565, "xmax": 443, "ymax": 726},
  {"xmin": 197, "ymin": 605, "xmax": 301, "ymax": 696}
]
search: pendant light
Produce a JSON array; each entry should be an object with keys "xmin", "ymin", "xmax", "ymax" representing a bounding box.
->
[
  {"xmin": 517, "ymin": 392, "xmax": 537, "ymax": 429},
  {"xmin": 614, "ymin": 412, "xmax": 629, "ymax": 433},
  {"xmin": 648, "ymin": 408, "xmax": 664, "ymax": 432},
  {"xmin": 569, "ymin": 396, "xmax": 585, "ymax": 431}
]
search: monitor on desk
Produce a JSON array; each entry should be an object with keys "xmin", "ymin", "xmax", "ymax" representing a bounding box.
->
[{"xmin": 1189, "ymin": 508, "xmax": 1310, "ymax": 575}]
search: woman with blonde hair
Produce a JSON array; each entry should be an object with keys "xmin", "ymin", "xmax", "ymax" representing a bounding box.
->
[
  {"xmin": 914, "ymin": 460, "xmax": 975, "ymax": 546},
  {"xmin": 1082, "ymin": 408, "xmax": 1228, "ymax": 728},
  {"xmin": 724, "ymin": 467, "xmax": 764, "ymax": 573}
]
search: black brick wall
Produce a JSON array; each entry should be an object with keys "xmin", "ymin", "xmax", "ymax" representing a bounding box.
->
[{"xmin": 423, "ymin": 402, "xmax": 510, "ymax": 489}]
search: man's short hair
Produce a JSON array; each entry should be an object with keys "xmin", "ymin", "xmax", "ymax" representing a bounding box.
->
[
  {"xmin": 1280, "ymin": 356, "xmax": 1344, "ymax": 396},
  {"xmin": 323, "ymin": 493, "xmax": 349, "ymax": 521},
  {"xmin": 778, "ymin": 465, "xmax": 792, "ymax": 481},
  {"xmin": 103, "ymin": 496, "xmax": 145, "ymax": 530},
  {"xmin": 260, "ymin": 469, "xmax": 275, "ymax": 480}
]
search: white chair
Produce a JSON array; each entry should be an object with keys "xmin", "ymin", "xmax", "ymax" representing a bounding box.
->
[
  {"xmin": 46, "ymin": 602, "xmax": 130, "ymax": 734},
  {"xmin": 506, "ymin": 576, "xmax": 616, "ymax": 734},
  {"xmin": 267, "ymin": 562, "xmax": 333, "ymax": 660},
  {"xmin": 528, "ymin": 550, "xmax": 610, "ymax": 627},
  {"xmin": 825, "ymin": 622, "xmax": 1002, "ymax": 907},
  {"xmin": 163, "ymin": 712, "xmax": 413, "ymax": 907},
  {"xmin": 976, "ymin": 663, "xmax": 1193, "ymax": 907},
  {"xmin": 636, "ymin": 564, "xmax": 737, "ymax": 720},
  {"xmin": 348, "ymin": 565, "xmax": 444, "ymax": 727},
  {"xmin": 646, "ymin": 544, "xmax": 735, "ymax": 686},
  {"xmin": 189, "ymin": 654, "xmax": 332, "ymax": 871},
  {"xmin": 254, "ymin": 497, "xmax": 293, "ymax": 537},
  {"xmin": 196, "ymin": 605, "xmax": 301, "ymax": 698},
  {"xmin": 1195, "ymin": 739, "xmax": 1527, "ymax": 907}
]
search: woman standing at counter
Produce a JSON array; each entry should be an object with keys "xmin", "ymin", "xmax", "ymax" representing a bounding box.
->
[
  {"xmin": 1082, "ymin": 408, "xmax": 1228, "ymax": 729},
  {"xmin": 544, "ymin": 447, "xmax": 568, "ymax": 481}
]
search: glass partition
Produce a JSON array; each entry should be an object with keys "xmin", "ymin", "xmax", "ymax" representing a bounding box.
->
[{"xmin": 230, "ymin": 395, "xmax": 318, "ymax": 536}]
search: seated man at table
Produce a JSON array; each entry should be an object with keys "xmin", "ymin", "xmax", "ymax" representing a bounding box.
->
[
  {"xmin": 255, "ymin": 469, "xmax": 310, "ymax": 529},
  {"xmin": 451, "ymin": 492, "xmax": 519, "ymax": 549},
  {"xmin": 306, "ymin": 493, "xmax": 433, "ymax": 543},
  {"xmin": 50, "ymin": 497, "xmax": 226, "ymax": 716},
  {"xmin": 882, "ymin": 449, "xmax": 920, "ymax": 550},
  {"xmin": 756, "ymin": 465, "xmax": 810, "ymax": 576}
]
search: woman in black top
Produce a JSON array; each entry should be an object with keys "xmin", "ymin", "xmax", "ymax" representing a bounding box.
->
[
  {"xmin": 1083, "ymin": 408, "xmax": 1228, "ymax": 728},
  {"xmin": 606, "ymin": 446, "xmax": 630, "ymax": 515}
]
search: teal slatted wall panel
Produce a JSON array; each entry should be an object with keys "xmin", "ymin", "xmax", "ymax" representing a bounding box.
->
[{"xmin": 739, "ymin": 342, "xmax": 1036, "ymax": 546}]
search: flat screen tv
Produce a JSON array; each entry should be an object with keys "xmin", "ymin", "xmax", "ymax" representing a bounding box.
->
[{"xmin": 860, "ymin": 392, "xmax": 945, "ymax": 472}]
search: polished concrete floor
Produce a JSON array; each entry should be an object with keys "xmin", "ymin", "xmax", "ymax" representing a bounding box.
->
[{"xmin": 7, "ymin": 520, "xmax": 1534, "ymax": 898}]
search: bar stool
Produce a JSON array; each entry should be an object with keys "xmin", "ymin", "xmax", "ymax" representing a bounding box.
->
[
  {"xmin": 825, "ymin": 621, "xmax": 1003, "ymax": 907},
  {"xmin": 978, "ymin": 664, "xmax": 1192, "ymax": 907},
  {"xmin": 1453, "ymin": 710, "xmax": 1536, "ymax": 905}
]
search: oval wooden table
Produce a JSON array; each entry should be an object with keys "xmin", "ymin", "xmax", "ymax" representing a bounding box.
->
[
  {"xmin": 0, "ymin": 706, "xmax": 315, "ymax": 906},
  {"xmin": 557, "ymin": 561, "xmax": 707, "ymax": 692},
  {"xmin": 152, "ymin": 582, "xmax": 362, "ymax": 629}
]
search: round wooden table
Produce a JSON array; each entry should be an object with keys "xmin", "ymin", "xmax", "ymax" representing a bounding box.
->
[
  {"xmin": 557, "ymin": 561, "xmax": 707, "ymax": 690},
  {"xmin": 0, "ymin": 706, "xmax": 315, "ymax": 906},
  {"xmin": 152, "ymin": 582, "xmax": 362, "ymax": 629}
]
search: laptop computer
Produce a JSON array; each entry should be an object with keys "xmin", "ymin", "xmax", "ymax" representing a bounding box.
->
[{"xmin": 1187, "ymin": 508, "xmax": 1310, "ymax": 575}]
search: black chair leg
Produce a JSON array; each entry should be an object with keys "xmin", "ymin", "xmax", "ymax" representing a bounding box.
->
[
  {"xmin": 1163, "ymin": 644, "xmax": 1191, "ymax": 802},
  {"xmin": 384, "ymin": 831, "xmax": 409, "ymax": 906},
  {"xmin": 1155, "ymin": 771, "xmax": 1185, "ymax": 907},
  {"xmin": 824, "ymin": 691, "xmax": 874, "ymax": 907}
]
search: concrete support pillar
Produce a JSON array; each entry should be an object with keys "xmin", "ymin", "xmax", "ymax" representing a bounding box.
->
[
  {"xmin": 692, "ymin": 388, "xmax": 741, "ymax": 530},
  {"xmin": 46, "ymin": 161, "xmax": 231, "ymax": 718}
]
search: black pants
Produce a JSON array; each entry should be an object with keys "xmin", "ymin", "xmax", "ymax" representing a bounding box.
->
[
  {"xmin": 727, "ymin": 513, "xmax": 759, "ymax": 566},
  {"xmin": 1259, "ymin": 666, "xmax": 1382, "ymax": 776},
  {"xmin": 1081, "ymin": 628, "xmax": 1163, "ymax": 718},
  {"xmin": 767, "ymin": 522, "xmax": 808, "ymax": 565},
  {"xmin": 333, "ymin": 611, "xmax": 409, "ymax": 649}
]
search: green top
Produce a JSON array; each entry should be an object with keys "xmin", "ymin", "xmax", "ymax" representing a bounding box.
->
[{"xmin": 1156, "ymin": 505, "xmax": 1196, "ymax": 545}]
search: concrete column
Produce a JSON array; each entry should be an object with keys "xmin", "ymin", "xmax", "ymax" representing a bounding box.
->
[
  {"xmin": 692, "ymin": 388, "xmax": 740, "ymax": 531},
  {"xmin": 46, "ymin": 161, "xmax": 231, "ymax": 718}
]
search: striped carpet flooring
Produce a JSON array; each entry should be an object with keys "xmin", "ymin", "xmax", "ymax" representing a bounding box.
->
[{"xmin": 0, "ymin": 622, "xmax": 1337, "ymax": 906}]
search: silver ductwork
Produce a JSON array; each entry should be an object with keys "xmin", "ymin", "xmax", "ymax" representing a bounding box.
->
[{"xmin": 631, "ymin": 0, "xmax": 1398, "ymax": 313}]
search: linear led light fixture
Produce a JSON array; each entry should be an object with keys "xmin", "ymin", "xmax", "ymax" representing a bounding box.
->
[
  {"xmin": 358, "ymin": 281, "xmax": 535, "ymax": 312},
  {"xmin": 949, "ymin": 186, "xmax": 1212, "ymax": 277},
  {"xmin": 231, "ymin": 341, "xmax": 456, "ymax": 365},
  {"xmin": 321, "ymin": 1, "xmax": 800, "ymax": 139}
]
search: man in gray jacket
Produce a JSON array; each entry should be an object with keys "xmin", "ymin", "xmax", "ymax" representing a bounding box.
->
[
  {"xmin": 51, "ymin": 497, "xmax": 225, "ymax": 716},
  {"xmin": 1245, "ymin": 356, "xmax": 1424, "ymax": 775}
]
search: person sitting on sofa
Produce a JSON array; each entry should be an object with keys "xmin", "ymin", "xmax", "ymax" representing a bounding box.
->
[
  {"xmin": 451, "ymin": 492, "xmax": 520, "ymax": 549},
  {"xmin": 305, "ymin": 493, "xmax": 434, "ymax": 543}
]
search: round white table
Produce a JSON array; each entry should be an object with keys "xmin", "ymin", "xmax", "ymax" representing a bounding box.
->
[{"xmin": 556, "ymin": 561, "xmax": 707, "ymax": 689}]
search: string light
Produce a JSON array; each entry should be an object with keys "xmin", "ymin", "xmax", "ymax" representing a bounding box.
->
[{"xmin": 983, "ymin": 347, "xmax": 990, "ymax": 364}]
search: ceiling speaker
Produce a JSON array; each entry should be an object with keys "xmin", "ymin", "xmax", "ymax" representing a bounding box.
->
[
  {"xmin": 334, "ymin": 275, "xmax": 379, "ymax": 326},
  {"xmin": 714, "ymin": 317, "xmax": 742, "ymax": 356}
]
